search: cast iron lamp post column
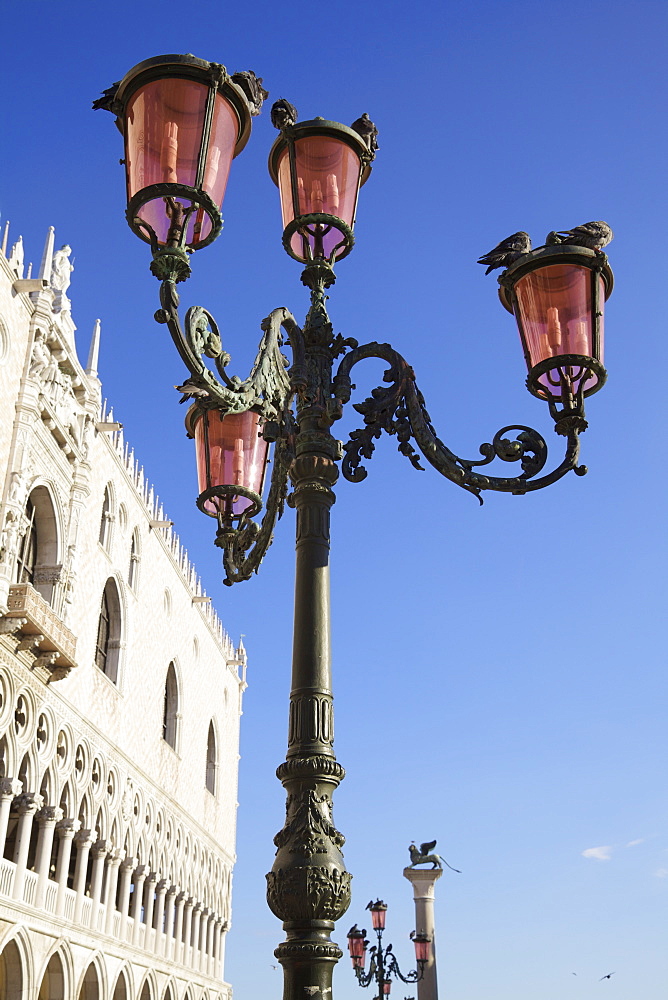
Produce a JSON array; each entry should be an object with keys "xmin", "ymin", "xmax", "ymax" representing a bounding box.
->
[{"xmin": 96, "ymin": 53, "xmax": 614, "ymax": 1000}]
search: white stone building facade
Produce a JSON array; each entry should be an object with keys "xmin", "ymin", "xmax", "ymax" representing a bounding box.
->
[{"xmin": 0, "ymin": 222, "xmax": 247, "ymax": 999}]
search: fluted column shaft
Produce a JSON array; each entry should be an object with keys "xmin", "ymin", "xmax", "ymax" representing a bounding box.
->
[
  {"xmin": 34, "ymin": 805, "xmax": 63, "ymax": 908},
  {"xmin": 55, "ymin": 818, "xmax": 80, "ymax": 916}
]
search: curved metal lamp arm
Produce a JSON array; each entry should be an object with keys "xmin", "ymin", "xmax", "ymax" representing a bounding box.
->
[
  {"xmin": 384, "ymin": 947, "xmax": 421, "ymax": 984},
  {"xmin": 219, "ymin": 430, "xmax": 294, "ymax": 586},
  {"xmin": 154, "ymin": 272, "xmax": 304, "ymax": 418},
  {"xmin": 333, "ymin": 342, "xmax": 586, "ymax": 504},
  {"xmin": 353, "ymin": 947, "xmax": 378, "ymax": 988}
]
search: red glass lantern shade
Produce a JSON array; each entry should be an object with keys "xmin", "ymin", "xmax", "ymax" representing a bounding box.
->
[
  {"xmin": 499, "ymin": 245, "xmax": 613, "ymax": 404},
  {"xmin": 411, "ymin": 932, "xmax": 431, "ymax": 964},
  {"xmin": 382, "ymin": 981, "xmax": 392, "ymax": 996},
  {"xmin": 347, "ymin": 928, "xmax": 367, "ymax": 969},
  {"xmin": 269, "ymin": 120, "xmax": 372, "ymax": 263},
  {"xmin": 114, "ymin": 55, "xmax": 253, "ymax": 251},
  {"xmin": 368, "ymin": 900, "xmax": 387, "ymax": 931},
  {"xmin": 187, "ymin": 407, "xmax": 269, "ymax": 521}
]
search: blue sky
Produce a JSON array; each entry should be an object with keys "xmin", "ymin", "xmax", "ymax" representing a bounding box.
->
[{"xmin": 1, "ymin": 2, "xmax": 667, "ymax": 998}]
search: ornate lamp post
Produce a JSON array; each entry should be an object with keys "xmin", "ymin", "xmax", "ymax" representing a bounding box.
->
[
  {"xmin": 346, "ymin": 900, "xmax": 430, "ymax": 999},
  {"xmin": 96, "ymin": 53, "xmax": 613, "ymax": 1000}
]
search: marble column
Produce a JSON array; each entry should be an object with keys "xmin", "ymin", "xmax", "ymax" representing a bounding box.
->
[
  {"xmin": 0, "ymin": 778, "xmax": 22, "ymax": 856},
  {"xmin": 88, "ymin": 840, "xmax": 108, "ymax": 930},
  {"xmin": 33, "ymin": 805, "xmax": 63, "ymax": 909},
  {"xmin": 205, "ymin": 909, "xmax": 216, "ymax": 975},
  {"xmin": 54, "ymin": 818, "xmax": 80, "ymax": 916},
  {"xmin": 182, "ymin": 898, "xmax": 195, "ymax": 966},
  {"xmin": 142, "ymin": 871, "xmax": 158, "ymax": 949},
  {"xmin": 117, "ymin": 856, "xmax": 137, "ymax": 938},
  {"xmin": 173, "ymin": 891, "xmax": 188, "ymax": 964},
  {"xmin": 153, "ymin": 878, "xmax": 168, "ymax": 954},
  {"xmin": 163, "ymin": 884, "xmax": 178, "ymax": 958},
  {"xmin": 131, "ymin": 865, "xmax": 148, "ymax": 946},
  {"xmin": 72, "ymin": 829, "xmax": 94, "ymax": 923},
  {"xmin": 216, "ymin": 920, "xmax": 228, "ymax": 980},
  {"xmin": 198, "ymin": 906, "xmax": 210, "ymax": 973},
  {"xmin": 403, "ymin": 867, "xmax": 443, "ymax": 1000},
  {"xmin": 103, "ymin": 849, "xmax": 123, "ymax": 935},
  {"xmin": 11, "ymin": 792, "xmax": 43, "ymax": 900},
  {"xmin": 190, "ymin": 902, "xmax": 203, "ymax": 969}
]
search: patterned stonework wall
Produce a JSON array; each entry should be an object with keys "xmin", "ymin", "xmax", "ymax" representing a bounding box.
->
[{"xmin": 0, "ymin": 225, "xmax": 245, "ymax": 1000}]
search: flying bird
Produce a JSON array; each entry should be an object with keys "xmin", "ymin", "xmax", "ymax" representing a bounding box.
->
[
  {"xmin": 545, "ymin": 221, "xmax": 613, "ymax": 250},
  {"xmin": 599, "ymin": 972, "xmax": 616, "ymax": 981},
  {"xmin": 351, "ymin": 113, "xmax": 379, "ymax": 154},
  {"xmin": 477, "ymin": 231, "xmax": 532, "ymax": 274},
  {"xmin": 271, "ymin": 98, "xmax": 298, "ymax": 129}
]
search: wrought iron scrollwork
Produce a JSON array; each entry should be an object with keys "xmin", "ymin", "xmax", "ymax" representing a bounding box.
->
[{"xmin": 333, "ymin": 342, "xmax": 585, "ymax": 503}]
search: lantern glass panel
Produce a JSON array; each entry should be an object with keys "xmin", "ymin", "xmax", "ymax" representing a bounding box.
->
[
  {"xmin": 369, "ymin": 906, "xmax": 386, "ymax": 931},
  {"xmin": 125, "ymin": 78, "xmax": 237, "ymax": 246},
  {"xmin": 514, "ymin": 264, "xmax": 605, "ymax": 398},
  {"xmin": 382, "ymin": 982, "xmax": 392, "ymax": 995},
  {"xmin": 277, "ymin": 136, "xmax": 361, "ymax": 259},
  {"xmin": 413, "ymin": 936, "xmax": 430, "ymax": 963},
  {"xmin": 194, "ymin": 410, "xmax": 268, "ymax": 515}
]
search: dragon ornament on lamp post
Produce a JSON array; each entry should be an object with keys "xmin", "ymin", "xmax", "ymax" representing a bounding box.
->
[{"xmin": 95, "ymin": 54, "xmax": 614, "ymax": 1000}]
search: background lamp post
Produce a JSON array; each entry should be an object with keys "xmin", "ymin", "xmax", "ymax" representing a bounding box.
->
[
  {"xmin": 96, "ymin": 52, "xmax": 614, "ymax": 1000},
  {"xmin": 346, "ymin": 900, "xmax": 431, "ymax": 999}
]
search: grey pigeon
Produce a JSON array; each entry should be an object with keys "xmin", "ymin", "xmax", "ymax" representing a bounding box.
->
[
  {"xmin": 545, "ymin": 221, "xmax": 613, "ymax": 250},
  {"xmin": 92, "ymin": 81, "xmax": 120, "ymax": 113},
  {"xmin": 351, "ymin": 113, "xmax": 379, "ymax": 155},
  {"xmin": 477, "ymin": 231, "xmax": 532, "ymax": 274},
  {"xmin": 271, "ymin": 98, "xmax": 298, "ymax": 130},
  {"xmin": 174, "ymin": 379, "xmax": 210, "ymax": 404},
  {"xmin": 231, "ymin": 71, "xmax": 268, "ymax": 116}
]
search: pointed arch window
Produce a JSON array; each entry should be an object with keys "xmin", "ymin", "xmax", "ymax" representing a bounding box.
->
[
  {"xmin": 99, "ymin": 485, "xmax": 113, "ymax": 549},
  {"xmin": 205, "ymin": 721, "xmax": 217, "ymax": 795},
  {"xmin": 95, "ymin": 578, "xmax": 122, "ymax": 683},
  {"xmin": 163, "ymin": 662, "xmax": 179, "ymax": 750},
  {"xmin": 13, "ymin": 487, "xmax": 60, "ymax": 606},
  {"xmin": 128, "ymin": 528, "xmax": 140, "ymax": 589}
]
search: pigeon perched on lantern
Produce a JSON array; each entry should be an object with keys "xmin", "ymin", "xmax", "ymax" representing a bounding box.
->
[
  {"xmin": 477, "ymin": 231, "xmax": 532, "ymax": 274},
  {"xmin": 545, "ymin": 220, "xmax": 613, "ymax": 250}
]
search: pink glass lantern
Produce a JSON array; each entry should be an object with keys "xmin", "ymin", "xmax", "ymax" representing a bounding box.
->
[
  {"xmin": 382, "ymin": 981, "xmax": 392, "ymax": 996},
  {"xmin": 187, "ymin": 406, "xmax": 269, "ymax": 522},
  {"xmin": 367, "ymin": 900, "xmax": 387, "ymax": 931},
  {"xmin": 499, "ymin": 245, "xmax": 613, "ymax": 405},
  {"xmin": 113, "ymin": 55, "xmax": 254, "ymax": 250},
  {"xmin": 269, "ymin": 119, "xmax": 373, "ymax": 263},
  {"xmin": 347, "ymin": 927, "xmax": 367, "ymax": 969},
  {"xmin": 411, "ymin": 932, "xmax": 431, "ymax": 964}
]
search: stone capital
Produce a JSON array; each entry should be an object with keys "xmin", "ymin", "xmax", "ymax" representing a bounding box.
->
[
  {"xmin": 91, "ymin": 838, "xmax": 109, "ymax": 859},
  {"xmin": 145, "ymin": 870, "xmax": 159, "ymax": 886},
  {"xmin": 0, "ymin": 777, "xmax": 22, "ymax": 799},
  {"xmin": 13, "ymin": 792, "xmax": 44, "ymax": 815},
  {"xmin": 120, "ymin": 855, "xmax": 138, "ymax": 872},
  {"xmin": 74, "ymin": 829, "xmax": 94, "ymax": 850},
  {"xmin": 156, "ymin": 878, "xmax": 169, "ymax": 894},
  {"xmin": 166, "ymin": 883, "xmax": 178, "ymax": 898},
  {"xmin": 133, "ymin": 864, "xmax": 149, "ymax": 881},
  {"xmin": 175, "ymin": 890, "xmax": 188, "ymax": 905},
  {"xmin": 192, "ymin": 900, "xmax": 202, "ymax": 913},
  {"xmin": 56, "ymin": 818, "xmax": 80, "ymax": 838},
  {"xmin": 37, "ymin": 805, "xmax": 63, "ymax": 825},
  {"xmin": 106, "ymin": 848, "xmax": 123, "ymax": 866},
  {"xmin": 402, "ymin": 866, "xmax": 443, "ymax": 900}
]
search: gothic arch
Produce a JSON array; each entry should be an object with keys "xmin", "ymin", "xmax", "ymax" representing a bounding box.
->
[
  {"xmin": 138, "ymin": 969, "xmax": 158, "ymax": 1000},
  {"xmin": 128, "ymin": 526, "xmax": 141, "ymax": 590},
  {"xmin": 99, "ymin": 481, "xmax": 116, "ymax": 551},
  {"xmin": 205, "ymin": 719, "xmax": 218, "ymax": 795},
  {"xmin": 111, "ymin": 966, "xmax": 131, "ymax": 1000},
  {"xmin": 0, "ymin": 927, "xmax": 33, "ymax": 1000},
  {"xmin": 162, "ymin": 660, "xmax": 181, "ymax": 751},
  {"xmin": 76, "ymin": 953, "xmax": 106, "ymax": 1000},
  {"xmin": 37, "ymin": 942, "xmax": 72, "ymax": 1000},
  {"xmin": 95, "ymin": 576, "xmax": 126, "ymax": 684},
  {"xmin": 15, "ymin": 482, "xmax": 64, "ymax": 607}
]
